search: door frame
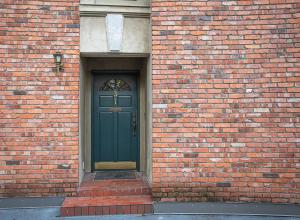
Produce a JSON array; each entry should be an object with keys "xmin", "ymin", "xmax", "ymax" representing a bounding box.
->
[{"xmin": 91, "ymin": 70, "xmax": 140, "ymax": 171}]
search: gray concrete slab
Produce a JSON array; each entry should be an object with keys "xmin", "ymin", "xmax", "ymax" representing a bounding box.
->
[
  {"xmin": 1, "ymin": 198, "xmax": 300, "ymax": 220},
  {"xmin": 0, "ymin": 207, "xmax": 60, "ymax": 220},
  {"xmin": 1, "ymin": 208, "xmax": 300, "ymax": 220},
  {"xmin": 154, "ymin": 202, "xmax": 300, "ymax": 217},
  {"xmin": 65, "ymin": 216, "xmax": 300, "ymax": 220},
  {"xmin": 0, "ymin": 197, "xmax": 64, "ymax": 209}
]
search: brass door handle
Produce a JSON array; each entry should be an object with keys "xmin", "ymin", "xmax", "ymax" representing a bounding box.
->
[
  {"xmin": 113, "ymin": 91, "xmax": 117, "ymax": 106},
  {"xmin": 132, "ymin": 112, "xmax": 137, "ymax": 136}
]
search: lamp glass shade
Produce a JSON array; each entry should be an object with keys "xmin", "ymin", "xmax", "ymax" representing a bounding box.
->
[{"xmin": 54, "ymin": 52, "xmax": 62, "ymax": 63}]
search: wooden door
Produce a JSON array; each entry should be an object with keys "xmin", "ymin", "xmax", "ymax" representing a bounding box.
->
[{"xmin": 93, "ymin": 73, "xmax": 138, "ymax": 170}]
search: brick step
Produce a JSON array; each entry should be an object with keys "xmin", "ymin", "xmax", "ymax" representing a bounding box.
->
[
  {"xmin": 78, "ymin": 179, "xmax": 151, "ymax": 197},
  {"xmin": 60, "ymin": 195, "xmax": 153, "ymax": 216}
]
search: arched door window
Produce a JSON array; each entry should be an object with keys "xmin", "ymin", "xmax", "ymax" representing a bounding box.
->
[{"xmin": 100, "ymin": 79, "xmax": 131, "ymax": 91}]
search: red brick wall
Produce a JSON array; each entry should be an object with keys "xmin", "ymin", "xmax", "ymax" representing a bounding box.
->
[
  {"xmin": 0, "ymin": 1, "xmax": 80, "ymax": 197},
  {"xmin": 152, "ymin": 1, "xmax": 300, "ymax": 203}
]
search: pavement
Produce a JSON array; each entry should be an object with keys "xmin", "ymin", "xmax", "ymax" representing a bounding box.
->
[
  {"xmin": 155, "ymin": 202, "xmax": 300, "ymax": 216},
  {"xmin": 0, "ymin": 197, "xmax": 300, "ymax": 220}
]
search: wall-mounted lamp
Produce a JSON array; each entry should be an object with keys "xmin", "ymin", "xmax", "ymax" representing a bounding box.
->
[{"xmin": 53, "ymin": 51, "xmax": 63, "ymax": 73}]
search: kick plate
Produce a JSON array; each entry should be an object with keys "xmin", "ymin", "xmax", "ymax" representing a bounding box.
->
[{"xmin": 95, "ymin": 161, "xmax": 136, "ymax": 170}]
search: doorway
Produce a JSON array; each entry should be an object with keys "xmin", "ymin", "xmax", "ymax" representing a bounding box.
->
[{"xmin": 92, "ymin": 72, "xmax": 139, "ymax": 171}]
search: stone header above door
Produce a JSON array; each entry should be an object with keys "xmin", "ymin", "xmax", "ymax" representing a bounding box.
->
[
  {"xmin": 80, "ymin": 0, "xmax": 150, "ymax": 56},
  {"xmin": 80, "ymin": 0, "xmax": 150, "ymax": 7}
]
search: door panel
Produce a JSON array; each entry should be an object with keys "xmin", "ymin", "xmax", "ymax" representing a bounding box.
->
[
  {"xmin": 93, "ymin": 73, "xmax": 138, "ymax": 170},
  {"xmin": 118, "ymin": 95, "xmax": 132, "ymax": 107},
  {"xmin": 99, "ymin": 96, "xmax": 114, "ymax": 107},
  {"xmin": 117, "ymin": 112, "xmax": 132, "ymax": 161},
  {"xmin": 99, "ymin": 112, "xmax": 114, "ymax": 161}
]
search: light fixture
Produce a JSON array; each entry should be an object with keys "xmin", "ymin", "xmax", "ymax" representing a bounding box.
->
[{"xmin": 53, "ymin": 51, "xmax": 63, "ymax": 73}]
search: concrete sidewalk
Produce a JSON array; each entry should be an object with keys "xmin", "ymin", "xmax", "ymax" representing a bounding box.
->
[
  {"xmin": 1, "ymin": 208, "xmax": 300, "ymax": 220},
  {"xmin": 155, "ymin": 202, "xmax": 300, "ymax": 217},
  {"xmin": 0, "ymin": 197, "xmax": 300, "ymax": 220}
]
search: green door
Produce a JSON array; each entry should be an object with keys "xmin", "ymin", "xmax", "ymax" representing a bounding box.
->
[{"xmin": 93, "ymin": 73, "xmax": 138, "ymax": 170}]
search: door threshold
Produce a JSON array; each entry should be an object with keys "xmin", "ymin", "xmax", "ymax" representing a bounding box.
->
[{"xmin": 94, "ymin": 161, "xmax": 136, "ymax": 170}]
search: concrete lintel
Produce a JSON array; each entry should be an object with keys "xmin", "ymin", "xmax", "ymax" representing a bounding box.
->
[
  {"xmin": 81, "ymin": 0, "xmax": 150, "ymax": 8},
  {"xmin": 80, "ymin": 52, "xmax": 150, "ymax": 58},
  {"xmin": 80, "ymin": 5, "xmax": 151, "ymax": 18}
]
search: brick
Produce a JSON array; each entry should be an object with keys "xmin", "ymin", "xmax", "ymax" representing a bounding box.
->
[
  {"xmin": 254, "ymin": 108, "xmax": 270, "ymax": 113},
  {"xmin": 102, "ymin": 207, "xmax": 110, "ymax": 215},
  {"xmin": 57, "ymin": 164, "xmax": 71, "ymax": 169},
  {"xmin": 74, "ymin": 207, "xmax": 82, "ymax": 216},
  {"xmin": 67, "ymin": 208, "xmax": 74, "ymax": 216},
  {"xmin": 263, "ymin": 173, "xmax": 279, "ymax": 178},
  {"xmin": 95, "ymin": 207, "xmax": 103, "ymax": 215},
  {"xmin": 124, "ymin": 206, "xmax": 131, "ymax": 214},
  {"xmin": 144, "ymin": 204, "xmax": 153, "ymax": 213},
  {"xmin": 82, "ymin": 207, "xmax": 89, "ymax": 216},
  {"xmin": 168, "ymin": 114, "xmax": 183, "ymax": 118},
  {"xmin": 137, "ymin": 205, "xmax": 144, "ymax": 214},
  {"xmin": 13, "ymin": 90, "xmax": 27, "ymax": 95},
  {"xmin": 109, "ymin": 206, "xmax": 117, "ymax": 215},
  {"xmin": 40, "ymin": 5, "xmax": 51, "ymax": 10},
  {"xmin": 130, "ymin": 205, "xmax": 138, "ymax": 214},
  {"xmin": 230, "ymin": 143, "xmax": 246, "ymax": 148},
  {"xmin": 160, "ymin": 30, "xmax": 175, "ymax": 36},
  {"xmin": 5, "ymin": 160, "xmax": 20, "ymax": 166},
  {"xmin": 60, "ymin": 207, "xmax": 68, "ymax": 217},
  {"xmin": 216, "ymin": 182, "xmax": 231, "ymax": 187},
  {"xmin": 65, "ymin": 24, "xmax": 80, "ymax": 28},
  {"xmin": 183, "ymin": 153, "xmax": 198, "ymax": 158},
  {"xmin": 88, "ymin": 206, "xmax": 96, "ymax": 215},
  {"xmin": 168, "ymin": 64, "xmax": 182, "ymax": 70},
  {"xmin": 116, "ymin": 206, "xmax": 125, "ymax": 214},
  {"xmin": 197, "ymin": 16, "xmax": 212, "ymax": 21}
]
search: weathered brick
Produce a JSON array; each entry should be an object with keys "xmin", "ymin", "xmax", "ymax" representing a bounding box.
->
[
  {"xmin": 183, "ymin": 153, "xmax": 198, "ymax": 158},
  {"xmin": 6, "ymin": 160, "xmax": 20, "ymax": 166},
  {"xmin": 13, "ymin": 90, "xmax": 27, "ymax": 95},
  {"xmin": 0, "ymin": 0, "xmax": 80, "ymax": 197},
  {"xmin": 57, "ymin": 164, "xmax": 71, "ymax": 169},
  {"xmin": 65, "ymin": 24, "xmax": 80, "ymax": 28},
  {"xmin": 1, "ymin": 0, "xmax": 299, "ymax": 205},
  {"xmin": 216, "ymin": 182, "xmax": 231, "ymax": 187},
  {"xmin": 152, "ymin": 0, "xmax": 299, "ymax": 204},
  {"xmin": 263, "ymin": 173, "xmax": 279, "ymax": 178},
  {"xmin": 160, "ymin": 30, "xmax": 175, "ymax": 36}
]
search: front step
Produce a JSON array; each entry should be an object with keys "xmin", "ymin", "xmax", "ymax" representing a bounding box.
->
[
  {"xmin": 61, "ymin": 195, "xmax": 153, "ymax": 216},
  {"xmin": 78, "ymin": 179, "xmax": 151, "ymax": 197},
  {"xmin": 60, "ymin": 172, "xmax": 153, "ymax": 217}
]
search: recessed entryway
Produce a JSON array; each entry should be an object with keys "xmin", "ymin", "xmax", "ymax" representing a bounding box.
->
[{"xmin": 79, "ymin": 57, "xmax": 152, "ymax": 182}]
